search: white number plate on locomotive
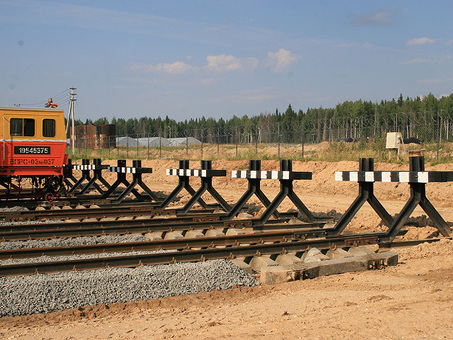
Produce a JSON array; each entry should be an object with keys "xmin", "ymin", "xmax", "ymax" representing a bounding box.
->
[{"xmin": 14, "ymin": 146, "xmax": 51, "ymax": 155}]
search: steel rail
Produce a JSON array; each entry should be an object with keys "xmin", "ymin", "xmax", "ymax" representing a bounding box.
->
[
  {"xmin": 0, "ymin": 229, "xmax": 308, "ymax": 260},
  {"xmin": 0, "ymin": 192, "xmax": 224, "ymax": 212},
  {"xmin": 1, "ymin": 202, "xmax": 220, "ymax": 221},
  {"xmin": 0, "ymin": 196, "xmax": 164, "ymax": 214},
  {"xmin": 379, "ymin": 237, "xmax": 452, "ymax": 249},
  {"xmin": 0, "ymin": 217, "xmax": 320, "ymax": 241},
  {"xmin": 0, "ymin": 196, "xmax": 128, "ymax": 209},
  {"xmin": 0, "ymin": 213, "xmax": 233, "ymax": 233},
  {"xmin": 0, "ymin": 233, "xmax": 382, "ymax": 277},
  {"xmin": 2, "ymin": 206, "xmax": 177, "ymax": 221}
]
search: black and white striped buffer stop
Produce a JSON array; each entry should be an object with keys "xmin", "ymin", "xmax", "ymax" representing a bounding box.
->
[
  {"xmin": 335, "ymin": 171, "xmax": 453, "ymax": 183},
  {"xmin": 72, "ymin": 164, "xmax": 101, "ymax": 171},
  {"xmin": 231, "ymin": 170, "xmax": 312, "ymax": 180},
  {"xmin": 108, "ymin": 167, "xmax": 153, "ymax": 174},
  {"xmin": 166, "ymin": 169, "xmax": 226, "ymax": 177}
]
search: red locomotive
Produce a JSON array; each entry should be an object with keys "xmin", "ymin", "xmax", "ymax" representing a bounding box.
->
[{"xmin": 0, "ymin": 106, "xmax": 68, "ymax": 200}]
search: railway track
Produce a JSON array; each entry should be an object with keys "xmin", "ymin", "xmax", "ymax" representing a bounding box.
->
[
  {"xmin": 2, "ymin": 232, "xmax": 444, "ymax": 277},
  {"xmin": 0, "ymin": 192, "xmax": 438, "ymax": 280},
  {"xmin": 0, "ymin": 159, "xmax": 449, "ymax": 281},
  {"xmin": 0, "ymin": 221, "xmax": 324, "ymax": 241},
  {"xmin": 0, "ymin": 208, "xmax": 327, "ymax": 241},
  {"xmin": 0, "ymin": 233, "xmax": 387, "ymax": 277},
  {"xmin": 1, "ymin": 205, "xmax": 175, "ymax": 221},
  {"xmin": 0, "ymin": 198, "xmax": 178, "ymax": 218},
  {"xmin": 0, "ymin": 229, "xmax": 307, "ymax": 260},
  {"xmin": 0, "ymin": 211, "xmax": 435, "ymax": 277},
  {"xmin": 0, "ymin": 192, "xmax": 160, "ymax": 209}
]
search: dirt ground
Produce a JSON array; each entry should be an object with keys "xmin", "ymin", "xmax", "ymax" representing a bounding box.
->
[{"xmin": 1, "ymin": 159, "xmax": 453, "ymax": 339}]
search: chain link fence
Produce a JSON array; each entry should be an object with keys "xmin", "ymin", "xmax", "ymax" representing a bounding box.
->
[{"xmin": 70, "ymin": 114, "xmax": 453, "ymax": 162}]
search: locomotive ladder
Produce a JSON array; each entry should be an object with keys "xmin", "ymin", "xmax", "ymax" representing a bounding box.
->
[
  {"xmin": 330, "ymin": 156, "xmax": 452, "ymax": 242},
  {"xmin": 166, "ymin": 160, "xmax": 231, "ymax": 215}
]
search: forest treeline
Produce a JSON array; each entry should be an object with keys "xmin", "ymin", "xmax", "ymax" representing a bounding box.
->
[{"xmin": 78, "ymin": 93, "xmax": 453, "ymax": 144}]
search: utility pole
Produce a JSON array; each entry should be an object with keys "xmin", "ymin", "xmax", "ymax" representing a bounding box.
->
[{"xmin": 66, "ymin": 88, "xmax": 77, "ymax": 155}]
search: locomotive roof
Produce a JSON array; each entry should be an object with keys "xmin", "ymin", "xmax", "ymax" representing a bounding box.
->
[{"xmin": 0, "ymin": 106, "xmax": 64, "ymax": 112}]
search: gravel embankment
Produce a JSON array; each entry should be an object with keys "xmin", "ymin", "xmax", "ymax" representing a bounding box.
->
[
  {"xmin": 0, "ymin": 259, "xmax": 258, "ymax": 317},
  {"xmin": 0, "ymin": 235, "xmax": 259, "ymax": 317}
]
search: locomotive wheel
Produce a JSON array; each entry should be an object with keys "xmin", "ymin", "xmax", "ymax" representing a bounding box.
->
[{"xmin": 45, "ymin": 192, "xmax": 55, "ymax": 202}]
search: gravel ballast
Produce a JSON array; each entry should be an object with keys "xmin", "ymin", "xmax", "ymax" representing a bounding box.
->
[
  {"xmin": 0, "ymin": 231, "xmax": 259, "ymax": 317},
  {"xmin": 0, "ymin": 235, "xmax": 151, "ymax": 250},
  {"xmin": 0, "ymin": 259, "xmax": 258, "ymax": 317}
]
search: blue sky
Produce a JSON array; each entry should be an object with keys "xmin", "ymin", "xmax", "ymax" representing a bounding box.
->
[{"xmin": 1, "ymin": 0, "xmax": 452, "ymax": 122}]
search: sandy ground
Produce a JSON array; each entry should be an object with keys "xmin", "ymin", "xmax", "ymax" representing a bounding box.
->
[{"xmin": 1, "ymin": 159, "xmax": 453, "ymax": 339}]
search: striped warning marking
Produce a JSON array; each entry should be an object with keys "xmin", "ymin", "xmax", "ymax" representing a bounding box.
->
[
  {"xmin": 335, "ymin": 171, "xmax": 453, "ymax": 183},
  {"xmin": 231, "ymin": 170, "xmax": 312, "ymax": 180}
]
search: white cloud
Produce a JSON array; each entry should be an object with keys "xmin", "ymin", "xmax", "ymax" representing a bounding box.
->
[
  {"xmin": 349, "ymin": 9, "xmax": 394, "ymax": 27},
  {"xmin": 128, "ymin": 61, "xmax": 194, "ymax": 74},
  {"xmin": 161, "ymin": 62, "xmax": 195, "ymax": 74},
  {"xmin": 417, "ymin": 78, "xmax": 444, "ymax": 84},
  {"xmin": 336, "ymin": 42, "xmax": 354, "ymax": 48},
  {"xmin": 266, "ymin": 48, "xmax": 299, "ymax": 73},
  {"xmin": 399, "ymin": 58, "xmax": 428, "ymax": 65},
  {"xmin": 406, "ymin": 37, "xmax": 436, "ymax": 46},
  {"xmin": 205, "ymin": 55, "xmax": 259, "ymax": 72},
  {"xmin": 128, "ymin": 50, "xmax": 298, "ymax": 76},
  {"xmin": 398, "ymin": 55, "xmax": 453, "ymax": 66},
  {"xmin": 129, "ymin": 54, "xmax": 259, "ymax": 75}
]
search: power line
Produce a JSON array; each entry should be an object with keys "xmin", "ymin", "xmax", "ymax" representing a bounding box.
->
[
  {"xmin": 51, "ymin": 88, "xmax": 70, "ymax": 98},
  {"xmin": 15, "ymin": 88, "xmax": 71, "ymax": 107},
  {"xmin": 51, "ymin": 93, "xmax": 69, "ymax": 102}
]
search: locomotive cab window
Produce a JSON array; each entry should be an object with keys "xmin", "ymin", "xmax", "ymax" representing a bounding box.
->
[
  {"xmin": 24, "ymin": 119, "xmax": 35, "ymax": 136},
  {"xmin": 10, "ymin": 118, "xmax": 35, "ymax": 136},
  {"xmin": 43, "ymin": 119, "xmax": 56, "ymax": 137},
  {"xmin": 10, "ymin": 118, "xmax": 22, "ymax": 136}
]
